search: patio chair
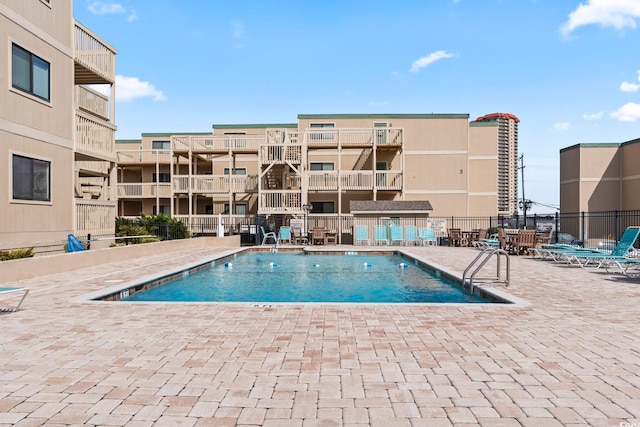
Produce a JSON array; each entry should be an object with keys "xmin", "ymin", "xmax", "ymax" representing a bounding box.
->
[
  {"xmin": 404, "ymin": 225, "xmax": 418, "ymax": 246},
  {"xmin": 390, "ymin": 225, "xmax": 403, "ymax": 245},
  {"xmin": 514, "ymin": 229, "xmax": 537, "ymax": 255},
  {"xmin": 418, "ymin": 228, "xmax": 437, "ymax": 246},
  {"xmin": 310, "ymin": 227, "xmax": 326, "ymax": 245},
  {"xmin": 354, "ymin": 225, "xmax": 370, "ymax": 245},
  {"xmin": 260, "ymin": 226, "xmax": 278, "ymax": 245},
  {"xmin": 0, "ymin": 287, "xmax": 29, "ymax": 312},
  {"xmin": 374, "ymin": 225, "xmax": 388, "ymax": 245},
  {"xmin": 292, "ymin": 227, "xmax": 308, "ymax": 245},
  {"xmin": 448, "ymin": 228, "xmax": 462, "ymax": 247},
  {"xmin": 279, "ymin": 226, "xmax": 291, "ymax": 244}
]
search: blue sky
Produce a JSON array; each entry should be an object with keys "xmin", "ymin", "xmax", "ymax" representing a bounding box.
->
[{"xmin": 74, "ymin": 0, "xmax": 640, "ymax": 213}]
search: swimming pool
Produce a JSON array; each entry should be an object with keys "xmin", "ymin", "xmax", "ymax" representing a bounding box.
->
[{"xmin": 119, "ymin": 251, "xmax": 492, "ymax": 303}]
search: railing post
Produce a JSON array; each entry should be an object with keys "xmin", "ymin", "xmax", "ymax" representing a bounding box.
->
[
  {"xmin": 581, "ymin": 211, "xmax": 585, "ymax": 244},
  {"xmin": 554, "ymin": 212, "xmax": 559, "ymax": 244}
]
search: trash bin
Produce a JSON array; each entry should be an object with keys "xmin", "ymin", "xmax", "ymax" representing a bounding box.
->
[{"xmin": 439, "ymin": 237, "xmax": 448, "ymax": 246}]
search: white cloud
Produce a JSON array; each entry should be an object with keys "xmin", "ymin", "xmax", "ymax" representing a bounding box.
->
[
  {"xmin": 231, "ymin": 20, "xmax": 246, "ymax": 39},
  {"xmin": 620, "ymin": 81, "xmax": 640, "ymax": 92},
  {"xmin": 554, "ymin": 122, "xmax": 570, "ymax": 131},
  {"xmin": 88, "ymin": 2, "xmax": 137, "ymax": 22},
  {"xmin": 583, "ymin": 112, "xmax": 603, "ymax": 120},
  {"xmin": 560, "ymin": 0, "xmax": 640, "ymax": 35},
  {"xmin": 410, "ymin": 50, "xmax": 456, "ymax": 73},
  {"xmin": 610, "ymin": 102, "xmax": 640, "ymax": 121},
  {"xmin": 115, "ymin": 75, "xmax": 165, "ymax": 102}
]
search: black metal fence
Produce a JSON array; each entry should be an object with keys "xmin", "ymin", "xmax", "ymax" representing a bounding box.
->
[{"xmin": 238, "ymin": 210, "xmax": 640, "ymax": 247}]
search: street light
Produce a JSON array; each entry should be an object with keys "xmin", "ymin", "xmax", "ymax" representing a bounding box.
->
[{"xmin": 303, "ymin": 204, "xmax": 313, "ymax": 236}]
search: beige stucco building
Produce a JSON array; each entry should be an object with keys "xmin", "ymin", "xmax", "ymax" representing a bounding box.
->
[
  {"xmin": 1, "ymin": 0, "xmax": 117, "ymax": 253},
  {"xmin": 116, "ymin": 113, "xmax": 519, "ymax": 233},
  {"xmin": 560, "ymin": 138, "xmax": 640, "ymax": 212}
]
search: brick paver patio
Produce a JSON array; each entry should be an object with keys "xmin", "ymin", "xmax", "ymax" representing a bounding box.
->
[{"xmin": 1, "ymin": 244, "xmax": 639, "ymax": 426}]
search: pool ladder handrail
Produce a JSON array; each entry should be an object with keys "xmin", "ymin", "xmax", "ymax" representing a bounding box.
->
[{"xmin": 462, "ymin": 248, "xmax": 510, "ymax": 296}]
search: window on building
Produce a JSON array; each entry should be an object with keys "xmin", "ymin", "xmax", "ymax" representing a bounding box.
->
[
  {"xmin": 311, "ymin": 201, "xmax": 334, "ymax": 214},
  {"xmin": 224, "ymin": 203, "xmax": 247, "ymax": 215},
  {"xmin": 152, "ymin": 173, "xmax": 171, "ymax": 183},
  {"xmin": 309, "ymin": 123, "xmax": 335, "ymax": 141},
  {"xmin": 152, "ymin": 140, "xmax": 170, "ymax": 151},
  {"xmin": 152, "ymin": 205, "xmax": 171, "ymax": 215},
  {"xmin": 12, "ymin": 154, "xmax": 51, "ymax": 201},
  {"xmin": 223, "ymin": 168, "xmax": 247, "ymax": 175},
  {"xmin": 12, "ymin": 44, "xmax": 50, "ymax": 101},
  {"xmin": 310, "ymin": 162, "xmax": 334, "ymax": 171}
]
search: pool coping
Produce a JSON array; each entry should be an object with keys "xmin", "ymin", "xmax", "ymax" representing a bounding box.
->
[{"xmin": 70, "ymin": 247, "xmax": 530, "ymax": 307}]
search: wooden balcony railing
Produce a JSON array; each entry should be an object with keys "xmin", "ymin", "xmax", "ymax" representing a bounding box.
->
[
  {"xmin": 75, "ymin": 111, "xmax": 116, "ymax": 161},
  {"xmin": 76, "ymin": 86, "xmax": 109, "ymax": 120},
  {"xmin": 260, "ymin": 191, "xmax": 302, "ymax": 213},
  {"xmin": 117, "ymin": 183, "xmax": 172, "ymax": 198},
  {"xmin": 260, "ymin": 145, "xmax": 302, "ymax": 164},
  {"xmin": 305, "ymin": 128, "xmax": 403, "ymax": 148},
  {"xmin": 172, "ymin": 135, "xmax": 263, "ymax": 153},
  {"xmin": 308, "ymin": 172, "xmax": 338, "ymax": 191},
  {"xmin": 116, "ymin": 150, "xmax": 172, "ymax": 164},
  {"xmin": 74, "ymin": 21, "xmax": 116, "ymax": 84},
  {"xmin": 341, "ymin": 171, "xmax": 374, "ymax": 190},
  {"xmin": 76, "ymin": 160, "xmax": 110, "ymax": 175},
  {"xmin": 173, "ymin": 175, "xmax": 258, "ymax": 194},
  {"xmin": 75, "ymin": 199, "xmax": 116, "ymax": 237},
  {"xmin": 266, "ymin": 130, "xmax": 301, "ymax": 144},
  {"xmin": 376, "ymin": 171, "xmax": 403, "ymax": 190}
]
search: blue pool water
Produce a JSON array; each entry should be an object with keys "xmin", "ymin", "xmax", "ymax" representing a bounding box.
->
[{"xmin": 121, "ymin": 252, "xmax": 488, "ymax": 303}]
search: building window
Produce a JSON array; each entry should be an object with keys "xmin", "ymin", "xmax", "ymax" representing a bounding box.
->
[
  {"xmin": 12, "ymin": 154, "xmax": 51, "ymax": 201},
  {"xmin": 224, "ymin": 203, "xmax": 247, "ymax": 215},
  {"xmin": 152, "ymin": 140, "xmax": 170, "ymax": 151},
  {"xmin": 12, "ymin": 44, "xmax": 50, "ymax": 101},
  {"xmin": 152, "ymin": 173, "xmax": 171, "ymax": 183},
  {"xmin": 152, "ymin": 205, "xmax": 170, "ymax": 215},
  {"xmin": 310, "ymin": 162, "xmax": 334, "ymax": 171},
  {"xmin": 374, "ymin": 122, "xmax": 388, "ymax": 144},
  {"xmin": 311, "ymin": 201, "xmax": 334, "ymax": 214},
  {"xmin": 223, "ymin": 168, "xmax": 247, "ymax": 175},
  {"xmin": 309, "ymin": 123, "xmax": 335, "ymax": 141}
]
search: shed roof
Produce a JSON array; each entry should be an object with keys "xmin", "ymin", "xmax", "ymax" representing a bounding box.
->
[{"xmin": 350, "ymin": 200, "xmax": 433, "ymax": 214}]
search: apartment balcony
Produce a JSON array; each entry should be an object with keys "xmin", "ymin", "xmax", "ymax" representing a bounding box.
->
[
  {"xmin": 173, "ymin": 175, "xmax": 258, "ymax": 194},
  {"xmin": 75, "ymin": 199, "xmax": 116, "ymax": 238},
  {"xmin": 266, "ymin": 130, "xmax": 301, "ymax": 144},
  {"xmin": 260, "ymin": 191, "xmax": 302, "ymax": 213},
  {"xmin": 306, "ymin": 171, "xmax": 401, "ymax": 191},
  {"xmin": 116, "ymin": 150, "xmax": 173, "ymax": 165},
  {"xmin": 174, "ymin": 214, "xmax": 255, "ymax": 235},
  {"xmin": 77, "ymin": 86, "xmax": 109, "ymax": 121},
  {"xmin": 75, "ymin": 111, "xmax": 116, "ymax": 161},
  {"xmin": 376, "ymin": 171, "xmax": 403, "ymax": 191},
  {"xmin": 260, "ymin": 144, "xmax": 302, "ymax": 165},
  {"xmin": 76, "ymin": 160, "xmax": 110, "ymax": 176},
  {"xmin": 117, "ymin": 183, "xmax": 172, "ymax": 198},
  {"xmin": 305, "ymin": 128, "xmax": 403, "ymax": 149},
  {"xmin": 172, "ymin": 135, "xmax": 262, "ymax": 153},
  {"xmin": 74, "ymin": 21, "xmax": 116, "ymax": 85}
]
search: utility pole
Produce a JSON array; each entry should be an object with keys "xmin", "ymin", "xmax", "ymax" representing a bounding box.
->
[{"xmin": 518, "ymin": 154, "xmax": 531, "ymax": 228}]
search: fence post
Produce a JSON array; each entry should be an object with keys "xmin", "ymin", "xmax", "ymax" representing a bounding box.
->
[
  {"xmin": 533, "ymin": 213, "xmax": 537, "ymax": 230},
  {"xmin": 554, "ymin": 212, "xmax": 559, "ymax": 243}
]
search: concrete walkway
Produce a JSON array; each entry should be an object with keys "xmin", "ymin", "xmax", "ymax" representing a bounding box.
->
[{"xmin": 1, "ymin": 245, "xmax": 639, "ymax": 426}]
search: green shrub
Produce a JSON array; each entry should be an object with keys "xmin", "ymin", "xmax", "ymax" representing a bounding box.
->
[{"xmin": 0, "ymin": 248, "xmax": 35, "ymax": 261}]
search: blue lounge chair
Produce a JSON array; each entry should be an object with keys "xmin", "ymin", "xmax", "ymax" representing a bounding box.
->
[
  {"xmin": 0, "ymin": 287, "xmax": 29, "ymax": 312},
  {"xmin": 404, "ymin": 226, "xmax": 418, "ymax": 246},
  {"xmin": 261, "ymin": 226, "xmax": 278, "ymax": 245},
  {"xmin": 390, "ymin": 225, "xmax": 403, "ymax": 245},
  {"xmin": 279, "ymin": 226, "xmax": 291, "ymax": 244},
  {"xmin": 563, "ymin": 226, "xmax": 640, "ymax": 267},
  {"xmin": 418, "ymin": 228, "xmax": 437, "ymax": 246},
  {"xmin": 354, "ymin": 225, "xmax": 370, "ymax": 245},
  {"xmin": 374, "ymin": 225, "xmax": 388, "ymax": 245}
]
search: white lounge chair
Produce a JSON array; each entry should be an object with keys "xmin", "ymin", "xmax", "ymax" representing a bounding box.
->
[{"xmin": 0, "ymin": 287, "xmax": 29, "ymax": 312}]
